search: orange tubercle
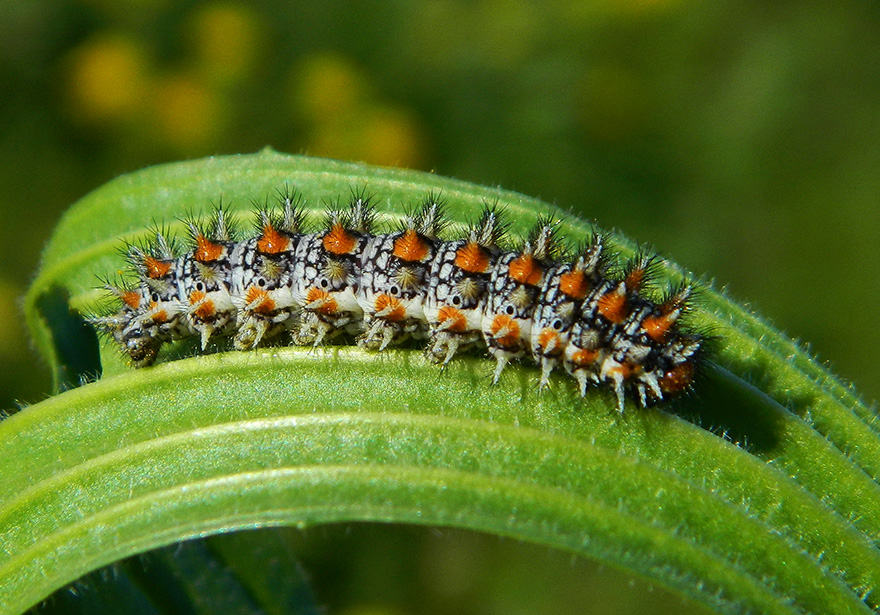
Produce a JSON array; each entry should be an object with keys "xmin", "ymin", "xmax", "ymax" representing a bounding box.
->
[
  {"xmin": 194, "ymin": 234, "xmax": 224, "ymax": 263},
  {"xmin": 257, "ymin": 223, "xmax": 290, "ymax": 254},
  {"xmin": 144, "ymin": 257, "xmax": 171, "ymax": 279},
  {"xmin": 120, "ymin": 290, "xmax": 141, "ymax": 309},
  {"xmin": 537, "ymin": 329, "xmax": 563, "ymax": 356},
  {"xmin": 437, "ymin": 305, "xmax": 467, "ymax": 332},
  {"xmin": 570, "ymin": 348, "xmax": 599, "ymax": 367},
  {"xmin": 642, "ymin": 314, "xmax": 673, "ymax": 342},
  {"xmin": 455, "ymin": 242, "xmax": 490, "ymax": 273},
  {"xmin": 306, "ymin": 287, "xmax": 339, "ymax": 315},
  {"xmin": 148, "ymin": 301, "xmax": 168, "ymax": 324},
  {"xmin": 606, "ymin": 362, "xmax": 634, "ymax": 380},
  {"xmin": 508, "ymin": 254, "xmax": 542, "ymax": 286},
  {"xmin": 245, "ymin": 287, "xmax": 276, "ymax": 314},
  {"xmin": 490, "ymin": 314, "xmax": 521, "ymax": 348},
  {"xmin": 625, "ymin": 266, "xmax": 646, "ymax": 291},
  {"xmin": 189, "ymin": 290, "xmax": 216, "ymax": 320},
  {"xmin": 323, "ymin": 223, "xmax": 358, "ymax": 255},
  {"xmin": 659, "ymin": 362, "xmax": 695, "ymax": 394},
  {"xmin": 598, "ymin": 290, "xmax": 628, "ymax": 324},
  {"xmin": 374, "ymin": 294, "xmax": 406, "ymax": 321},
  {"xmin": 393, "ymin": 229, "xmax": 430, "ymax": 262},
  {"xmin": 559, "ymin": 270, "xmax": 589, "ymax": 299}
]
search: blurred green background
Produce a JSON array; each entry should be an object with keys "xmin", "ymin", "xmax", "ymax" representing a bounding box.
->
[{"xmin": 3, "ymin": 1, "xmax": 879, "ymax": 613}]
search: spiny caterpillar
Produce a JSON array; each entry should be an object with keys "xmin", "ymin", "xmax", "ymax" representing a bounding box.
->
[{"xmin": 89, "ymin": 188, "xmax": 704, "ymax": 412}]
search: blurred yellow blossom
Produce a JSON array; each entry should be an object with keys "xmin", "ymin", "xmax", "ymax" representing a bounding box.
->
[
  {"xmin": 65, "ymin": 32, "xmax": 152, "ymax": 124},
  {"xmin": 153, "ymin": 72, "xmax": 226, "ymax": 152},
  {"xmin": 291, "ymin": 53, "xmax": 366, "ymax": 122},
  {"xmin": 188, "ymin": 2, "xmax": 263, "ymax": 86},
  {"xmin": 290, "ymin": 53, "xmax": 425, "ymax": 167},
  {"xmin": 360, "ymin": 107, "xmax": 424, "ymax": 168}
]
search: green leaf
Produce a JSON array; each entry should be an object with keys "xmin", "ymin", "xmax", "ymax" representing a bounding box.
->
[{"xmin": 7, "ymin": 150, "xmax": 879, "ymax": 615}]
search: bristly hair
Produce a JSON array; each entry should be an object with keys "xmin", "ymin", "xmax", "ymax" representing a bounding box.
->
[
  {"xmin": 204, "ymin": 199, "xmax": 236, "ymax": 242},
  {"xmin": 396, "ymin": 192, "xmax": 447, "ymax": 238},
  {"xmin": 617, "ymin": 249, "xmax": 664, "ymax": 298},
  {"xmin": 180, "ymin": 200, "xmax": 236, "ymax": 246},
  {"xmin": 323, "ymin": 187, "xmax": 377, "ymax": 234},
  {"xmin": 125, "ymin": 224, "xmax": 178, "ymax": 277},
  {"xmin": 90, "ymin": 273, "xmax": 136, "ymax": 318},
  {"xmin": 525, "ymin": 216, "xmax": 563, "ymax": 262},
  {"xmin": 470, "ymin": 201, "xmax": 509, "ymax": 248},
  {"xmin": 661, "ymin": 281, "xmax": 697, "ymax": 316},
  {"xmin": 250, "ymin": 192, "xmax": 303, "ymax": 238},
  {"xmin": 348, "ymin": 189, "xmax": 378, "ymax": 235},
  {"xmin": 250, "ymin": 198, "xmax": 275, "ymax": 236},
  {"xmin": 572, "ymin": 229, "xmax": 610, "ymax": 276},
  {"xmin": 130, "ymin": 222, "xmax": 178, "ymax": 260},
  {"xmin": 414, "ymin": 192, "xmax": 448, "ymax": 239},
  {"xmin": 275, "ymin": 186, "xmax": 307, "ymax": 234}
]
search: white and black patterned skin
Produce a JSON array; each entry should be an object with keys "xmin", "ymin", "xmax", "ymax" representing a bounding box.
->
[
  {"xmin": 229, "ymin": 197, "xmax": 304, "ymax": 350},
  {"xmin": 176, "ymin": 210, "xmax": 238, "ymax": 349},
  {"xmin": 131, "ymin": 235, "xmax": 186, "ymax": 334},
  {"xmin": 530, "ymin": 236, "xmax": 606, "ymax": 390},
  {"xmin": 423, "ymin": 208, "xmax": 502, "ymax": 365},
  {"xmin": 291, "ymin": 198, "xmax": 373, "ymax": 346},
  {"xmin": 562, "ymin": 278, "xmax": 616, "ymax": 398},
  {"xmin": 600, "ymin": 285, "xmax": 699, "ymax": 411},
  {"xmin": 355, "ymin": 199, "xmax": 442, "ymax": 351},
  {"xmin": 559, "ymin": 254, "xmax": 699, "ymax": 412},
  {"xmin": 481, "ymin": 223, "xmax": 558, "ymax": 384},
  {"xmin": 91, "ymin": 189, "xmax": 704, "ymax": 412},
  {"xmin": 92, "ymin": 282, "xmax": 164, "ymax": 367},
  {"xmin": 98, "ymin": 233, "xmax": 186, "ymax": 366}
]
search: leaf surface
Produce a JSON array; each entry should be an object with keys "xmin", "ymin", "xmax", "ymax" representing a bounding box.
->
[{"xmin": 8, "ymin": 150, "xmax": 879, "ymax": 615}]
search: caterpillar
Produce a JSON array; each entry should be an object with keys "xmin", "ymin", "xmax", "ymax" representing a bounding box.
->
[{"xmin": 89, "ymin": 188, "xmax": 704, "ymax": 413}]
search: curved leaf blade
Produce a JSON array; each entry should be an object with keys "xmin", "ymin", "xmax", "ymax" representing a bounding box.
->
[{"xmin": 10, "ymin": 151, "xmax": 880, "ymax": 615}]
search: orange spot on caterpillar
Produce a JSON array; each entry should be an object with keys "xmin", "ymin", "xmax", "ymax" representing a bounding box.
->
[
  {"xmin": 454, "ymin": 242, "xmax": 490, "ymax": 273},
  {"xmin": 606, "ymin": 362, "xmax": 634, "ymax": 380},
  {"xmin": 194, "ymin": 234, "xmax": 224, "ymax": 262},
  {"xmin": 374, "ymin": 294, "xmax": 406, "ymax": 321},
  {"xmin": 393, "ymin": 229, "xmax": 430, "ymax": 262},
  {"xmin": 659, "ymin": 362, "xmax": 695, "ymax": 394},
  {"xmin": 537, "ymin": 329, "xmax": 562, "ymax": 356},
  {"xmin": 559, "ymin": 270, "xmax": 589, "ymax": 299},
  {"xmin": 257, "ymin": 223, "xmax": 290, "ymax": 254},
  {"xmin": 570, "ymin": 348, "xmax": 600, "ymax": 367},
  {"xmin": 245, "ymin": 287, "xmax": 276, "ymax": 314},
  {"xmin": 490, "ymin": 314, "xmax": 520, "ymax": 348},
  {"xmin": 120, "ymin": 290, "xmax": 141, "ymax": 309},
  {"xmin": 642, "ymin": 313, "xmax": 674, "ymax": 342},
  {"xmin": 189, "ymin": 290, "xmax": 216, "ymax": 320},
  {"xmin": 148, "ymin": 301, "xmax": 168, "ymax": 324},
  {"xmin": 306, "ymin": 287, "xmax": 339, "ymax": 315},
  {"xmin": 508, "ymin": 254, "xmax": 542, "ymax": 286},
  {"xmin": 323, "ymin": 223, "xmax": 358, "ymax": 255},
  {"xmin": 144, "ymin": 257, "xmax": 171, "ymax": 279},
  {"xmin": 437, "ymin": 305, "xmax": 467, "ymax": 332},
  {"xmin": 626, "ymin": 266, "xmax": 646, "ymax": 291},
  {"xmin": 598, "ymin": 289, "xmax": 628, "ymax": 324}
]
